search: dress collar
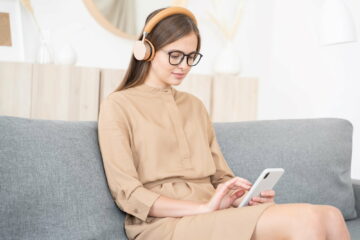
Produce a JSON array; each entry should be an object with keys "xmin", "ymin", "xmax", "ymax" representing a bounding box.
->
[{"xmin": 133, "ymin": 83, "xmax": 176, "ymax": 96}]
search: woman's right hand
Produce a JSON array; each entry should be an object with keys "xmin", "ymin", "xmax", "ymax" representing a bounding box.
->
[{"xmin": 199, "ymin": 177, "xmax": 252, "ymax": 213}]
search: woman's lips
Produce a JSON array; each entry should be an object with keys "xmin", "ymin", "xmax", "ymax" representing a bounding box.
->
[{"xmin": 172, "ymin": 72, "xmax": 185, "ymax": 78}]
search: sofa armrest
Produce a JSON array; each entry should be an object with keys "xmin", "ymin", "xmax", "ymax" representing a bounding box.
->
[{"xmin": 353, "ymin": 179, "xmax": 360, "ymax": 216}]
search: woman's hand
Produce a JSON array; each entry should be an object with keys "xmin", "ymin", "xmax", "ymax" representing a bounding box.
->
[
  {"xmin": 248, "ymin": 190, "xmax": 276, "ymax": 206},
  {"xmin": 199, "ymin": 177, "xmax": 252, "ymax": 213}
]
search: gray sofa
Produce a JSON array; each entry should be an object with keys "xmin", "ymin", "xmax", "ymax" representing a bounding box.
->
[{"xmin": 0, "ymin": 115, "xmax": 359, "ymax": 240}]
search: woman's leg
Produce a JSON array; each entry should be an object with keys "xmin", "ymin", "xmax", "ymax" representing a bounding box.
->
[
  {"xmin": 317, "ymin": 205, "xmax": 351, "ymax": 240},
  {"xmin": 250, "ymin": 203, "xmax": 350, "ymax": 240}
]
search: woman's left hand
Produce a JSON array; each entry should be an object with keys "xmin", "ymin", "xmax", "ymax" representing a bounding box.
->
[{"xmin": 248, "ymin": 190, "xmax": 276, "ymax": 206}]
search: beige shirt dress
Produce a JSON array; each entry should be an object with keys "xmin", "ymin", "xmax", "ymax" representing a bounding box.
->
[{"xmin": 97, "ymin": 83, "xmax": 275, "ymax": 240}]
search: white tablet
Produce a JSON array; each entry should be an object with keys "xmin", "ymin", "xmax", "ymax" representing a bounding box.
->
[{"xmin": 237, "ymin": 168, "xmax": 285, "ymax": 208}]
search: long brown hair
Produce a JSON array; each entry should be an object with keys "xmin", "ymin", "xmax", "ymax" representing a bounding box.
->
[{"xmin": 113, "ymin": 7, "xmax": 201, "ymax": 92}]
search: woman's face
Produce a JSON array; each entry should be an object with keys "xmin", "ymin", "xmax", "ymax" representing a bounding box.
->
[{"xmin": 146, "ymin": 32, "xmax": 198, "ymax": 88}]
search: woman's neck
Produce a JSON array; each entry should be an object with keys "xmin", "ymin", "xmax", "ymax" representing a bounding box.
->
[{"xmin": 144, "ymin": 71, "xmax": 171, "ymax": 89}]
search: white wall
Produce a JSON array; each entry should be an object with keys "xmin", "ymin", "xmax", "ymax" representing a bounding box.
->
[
  {"xmin": 258, "ymin": 0, "xmax": 360, "ymax": 180},
  {"xmin": 9, "ymin": 0, "xmax": 360, "ymax": 179}
]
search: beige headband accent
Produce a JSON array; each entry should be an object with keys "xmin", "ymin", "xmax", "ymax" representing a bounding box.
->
[{"xmin": 143, "ymin": 7, "xmax": 197, "ymax": 34}]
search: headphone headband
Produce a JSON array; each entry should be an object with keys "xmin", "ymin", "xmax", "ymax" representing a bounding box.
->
[{"xmin": 143, "ymin": 7, "xmax": 197, "ymax": 34}]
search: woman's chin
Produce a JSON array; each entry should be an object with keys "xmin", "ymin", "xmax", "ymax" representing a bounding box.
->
[{"xmin": 170, "ymin": 77, "xmax": 184, "ymax": 85}]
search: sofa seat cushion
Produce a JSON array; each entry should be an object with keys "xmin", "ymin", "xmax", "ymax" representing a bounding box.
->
[{"xmin": 346, "ymin": 218, "xmax": 360, "ymax": 239}]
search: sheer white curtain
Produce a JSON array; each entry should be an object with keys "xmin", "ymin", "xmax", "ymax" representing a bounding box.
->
[{"xmin": 94, "ymin": 0, "xmax": 137, "ymax": 36}]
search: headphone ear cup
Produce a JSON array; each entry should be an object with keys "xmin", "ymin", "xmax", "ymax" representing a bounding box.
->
[
  {"xmin": 144, "ymin": 39, "xmax": 155, "ymax": 61},
  {"xmin": 133, "ymin": 39, "xmax": 155, "ymax": 61},
  {"xmin": 133, "ymin": 41, "xmax": 151, "ymax": 61}
]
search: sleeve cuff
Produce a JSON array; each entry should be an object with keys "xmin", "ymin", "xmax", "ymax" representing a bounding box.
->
[{"xmin": 127, "ymin": 187, "xmax": 161, "ymax": 221}]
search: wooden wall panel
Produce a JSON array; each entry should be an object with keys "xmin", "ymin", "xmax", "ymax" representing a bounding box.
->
[
  {"xmin": 99, "ymin": 68, "xmax": 125, "ymax": 105},
  {"xmin": 174, "ymin": 73, "xmax": 212, "ymax": 114},
  {"xmin": 0, "ymin": 62, "xmax": 32, "ymax": 118},
  {"xmin": 0, "ymin": 62, "xmax": 258, "ymax": 122},
  {"xmin": 212, "ymin": 75, "xmax": 258, "ymax": 122},
  {"xmin": 31, "ymin": 64, "xmax": 100, "ymax": 121}
]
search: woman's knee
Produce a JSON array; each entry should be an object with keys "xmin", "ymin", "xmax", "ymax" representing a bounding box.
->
[
  {"xmin": 294, "ymin": 204, "xmax": 326, "ymax": 236},
  {"xmin": 271, "ymin": 203, "xmax": 326, "ymax": 239},
  {"xmin": 317, "ymin": 205, "xmax": 346, "ymax": 227},
  {"xmin": 314, "ymin": 204, "xmax": 351, "ymax": 239},
  {"xmin": 251, "ymin": 203, "xmax": 325, "ymax": 240}
]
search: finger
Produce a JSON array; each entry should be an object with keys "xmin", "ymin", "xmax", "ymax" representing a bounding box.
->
[
  {"xmin": 231, "ymin": 182, "xmax": 251, "ymax": 191},
  {"xmin": 234, "ymin": 176, "xmax": 252, "ymax": 186},
  {"xmin": 229, "ymin": 189, "xmax": 245, "ymax": 202},
  {"xmin": 218, "ymin": 178, "xmax": 251, "ymax": 196},
  {"xmin": 233, "ymin": 177, "xmax": 252, "ymax": 189},
  {"xmin": 252, "ymin": 197, "xmax": 270, "ymax": 203},
  {"xmin": 231, "ymin": 189, "xmax": 245, "ymax": 198},
  {"xmin": 224, "ymin": 177, "xmax": 251, "ymax": 187},
  {"xmin": 223, "ymin": 178, "xmax": 239, "ymax": 189},
  {"xmin": 260, "ymin": 190, "xmax": 275, "ymax": 197},
  {"xmin": 224, "ymin": 177, "xmax": 248, "ymax": 191},
  {"xmin": 223, "ymin": 177, "xmax": 239, "ymax": 186},
  {"xmin": 215, "ymin": 183, "xmax": 229, "ymax": 195},
  {"xmin": 249, "ymin": 200, "xmax": 260, "ymax": 206},
  {"xmin": 232, "ymin": 177, "xmax": 252, "ymax": 190},
  {"xmin": 216, "ymin": 179, "xmax": 238, "ymax": 195}
]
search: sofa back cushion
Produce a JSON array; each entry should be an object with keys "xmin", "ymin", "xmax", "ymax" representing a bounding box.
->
[
  {"xmin": 214, "ymin": 118, "xmax": 357, "ymax": 220},
  {"xmin": 0, "ymin": 116, "xmax": 126, "ymax": 240}
]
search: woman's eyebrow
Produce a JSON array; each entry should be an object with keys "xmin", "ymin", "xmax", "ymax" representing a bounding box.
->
[{"xmin": 167, "ymin": 49, "xmax": 198, "ymax": 54}]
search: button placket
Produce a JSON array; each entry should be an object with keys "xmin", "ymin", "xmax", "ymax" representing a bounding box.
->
[{"xmin": 161, "ymin": 91, "xmax": 192, "ymax": 169}]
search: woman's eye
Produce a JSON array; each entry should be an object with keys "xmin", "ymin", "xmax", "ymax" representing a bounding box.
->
[
  {"xmin": 170, "ymin": 55, "xmax": 181, "ymax": 59},
  {"xmin": 189, "ymin": 54, "xmax": 198, "ymax": 60}
]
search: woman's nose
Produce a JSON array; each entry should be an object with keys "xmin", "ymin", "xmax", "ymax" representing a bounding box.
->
[{"xmin": 179, "ymin": 57, "xmax": 190, "ymax": 69}]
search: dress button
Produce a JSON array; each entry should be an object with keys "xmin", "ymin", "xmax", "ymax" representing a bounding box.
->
[{"xmin": 133, "ymin": 208, "xmax": 139, "ymax": 213}]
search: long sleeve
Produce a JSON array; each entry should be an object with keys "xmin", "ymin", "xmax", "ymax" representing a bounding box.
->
[
  {"xmin": 201, "ymin": 103, "xmax": 235, "ymax": 188},
  {"xmin": 97, "ymin": 96, "xmax": 160, "ymax": 221}
]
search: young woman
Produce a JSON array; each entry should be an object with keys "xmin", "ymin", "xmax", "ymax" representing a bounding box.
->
[{"xmin": 97, "ymin": 7, "xmax": 350, "ymax": 240}]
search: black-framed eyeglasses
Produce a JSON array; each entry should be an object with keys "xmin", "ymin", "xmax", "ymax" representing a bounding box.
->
[{"xmin": 161, "ymin": 50, "xmax": 203, "ymax": 66}]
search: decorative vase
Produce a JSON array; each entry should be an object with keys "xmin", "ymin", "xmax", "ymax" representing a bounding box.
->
[
  {"xmin": 37, "ymin": 40, "xmax": 53, "ymax": 64},
  {"xmin": 37, "ymin": 30, "xmax": 54, "ymax": 64},
  {"xmin": 214, "ymin": 40, "xmax": 241, "ymax": 75}
]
